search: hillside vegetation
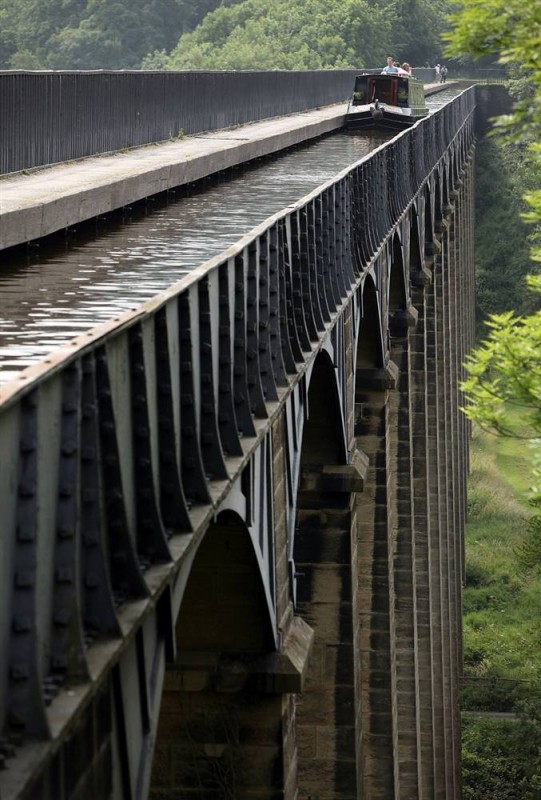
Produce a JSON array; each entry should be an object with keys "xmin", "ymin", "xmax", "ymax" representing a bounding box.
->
[
  {"xmin": 0, "ymin": 0, "xmax": 223, "ymax": 68},
  {"xmin": 159, "ymin": 0, "xmax": 448, "ymax": 70},
  {"xmin": 474, "ymin": 137, "xmax": 538, "ymax": 328},
  {"xmin": 461, "ymin": 423, "xmax": 541, "ymax": 798},
  {"xmin": 0, "ymin": 0, "xmax": 450, "ymax": 70}
]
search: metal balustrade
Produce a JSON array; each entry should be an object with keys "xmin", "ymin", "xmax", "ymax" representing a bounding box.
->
[
  {"xmin": 0, "ymin": 67, "xmax": 447, "ymax": 176},
  {"xmin": 0, "ymin": 69, "xmax": 363, "ymax": 175}
]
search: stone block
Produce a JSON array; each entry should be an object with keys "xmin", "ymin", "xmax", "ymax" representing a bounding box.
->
[
  {"xmin": 248, "ymin": 616, "xmax": 314, "ymax": 694},
  {"xmin": 151, "ymin": 746, "xmax": 172, "ymax": 787},
  {"xmin": 324, "ymin": 644, "xmax": 355, "ymax": 685},
  {"xmin": 315, "ymin": 726, "xmax": 357, "ymax": 765}
]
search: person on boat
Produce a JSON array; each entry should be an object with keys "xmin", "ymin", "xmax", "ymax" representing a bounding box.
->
[
  {"xmin": 381, "ymin": 56, "xmax": 399, "ymax": 74},
  {"xmin": 395, "ymin": 63, "xmax": 411, "ymax": 76}
]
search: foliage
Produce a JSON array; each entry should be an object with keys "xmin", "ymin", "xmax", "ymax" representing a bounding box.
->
[
  {"xmin": 462, "ymin": 424, "xmax": 541, "ymax": 689},
  {"xmin": 461, "ymin": 279, "xmax": 541, "ymax": 442},
  {"xmin": 378, "ymin": 0, "xmax": 452, "ymax": 68},
  {"xmin": 474, "ymin": 137, "xmax": 536, "ymax": 325},
  {"xmin": 516, "ymin": 498, "xmax": 541, "ymax": 572},
  {"xmin": 461, "ymin": 425, "xmax": 541, "ymax": 797},
  {"xmin": 460, "ymin": 279, "xmax": 541, "ymax": 571},
  {"xmin": 446, "ymin": 0, "xmax": 541, "ymax": 570},
  {"xmin": 461, "ymin": 281, "xmax": 541, "ymax": 560},
  {"xmin": 164, "ymin": 0, "xmax": 386, "ymax": 70},
  {"xmin": 0, "ymin": 0, "xmax": 451, "ymax": 70},
  {"xmin": 444, "ymin": 0, "xmax": 541, "ymax": 255},
  {"xmin": 445, "ymin": 0, "xmax": 541, "ymax": 138},
  {"xmin": 462, "ymin": 712, "xmax": 541, "ymax": 800},
  {"xmin": 175, "ymin": 0, "xmax": 234, "ymax": 35},
  {"xmin": 0, "ymin": 0, "xmax": 225, "ymax": 69},
  {"xmin": 159, "ymin": 0, "xmax": 450, "ymax": 71}
]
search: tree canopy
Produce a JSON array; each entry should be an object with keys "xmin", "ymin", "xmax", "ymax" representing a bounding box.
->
[
  {"xmin": 0, "ymin": 0, "xmax": 225, "ymax": 69},
  {"xmin": 1, "ymin": 0, "xmax": 450, "ymax": 70},
  {"xmin": 445, "ymin": 0, "xmax": 541, "ymax": 552},
  {"xmin": 444, "ymin": 0, "xmax": 541, "ymax": 245},
  {"xmin": 163, "ymin": 0, "xmax": 448, "ymax": 70}
]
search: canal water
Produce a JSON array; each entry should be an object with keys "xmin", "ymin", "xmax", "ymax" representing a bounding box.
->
[{"xmin": 0, "ymin": 86, "xmax": 463, "ymax": 383}]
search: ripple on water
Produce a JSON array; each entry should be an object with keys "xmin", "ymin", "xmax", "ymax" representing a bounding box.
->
[{"xmin": 0, "ymin": 129, "xmax": 398, "ymax": 381}]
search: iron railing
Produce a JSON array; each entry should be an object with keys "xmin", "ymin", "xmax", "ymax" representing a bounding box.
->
[
  {"xmin": 0, "ymin": 70, "xmax": 363, "ymax": 175},
  {"xmin": 0, "ymin": 68, "xmax": 449, "ymax": 176}
]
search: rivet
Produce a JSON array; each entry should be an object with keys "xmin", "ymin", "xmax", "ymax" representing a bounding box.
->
[
  {"xmin": 12, "ymin": 615, "xmax": 32, "ymax": 633},
  {"xmin": 14, "ymin": 571, "xmax": 34, "ymax": 588},
  {"xmin": 83, "ymin": 530, "xmax": 99, "ymax": 546},
  {"xmin": 85, "ymin": 572, "xmax": 99, "ymax": 588},
  {"xmin": 10, "ymin": 663, "xmax": 29, "ymax": 681},
  {"xmin": 82, "ymin": 488, "xmax": 96, "ymax": 503},
  {"xmin": 16, "ymin": 524, "xmax": 35, "ymax": 543},
  {"xmin": 53, "ymin": 608, "xmax": 71, "ymax": 627},
  {"xmin": 56, "ymin": 566, "xmax": 73, "ymax": 584}
]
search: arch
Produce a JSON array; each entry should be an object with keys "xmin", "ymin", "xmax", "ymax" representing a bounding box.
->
[
  {"xmin": 356, "ymin": 275, "xmax": 385, "ymax": 370},
  {"xmin": 442, "ymin": 159, "xmax": 450, "ymax": 208},
  {"xmin": 410, "ymin": 203, "xmax": 424, "ymax": 273},
  {"xmin": 301, "ymin": 350, "xmax": 347, "ymax": 469},
  {"xmin": 389, "ymin": 231, "xmax": 408, "ymax": 314},
  {"xmin": 175, "ymin": 510, "xmax": 276, "ymax": 654},
  {"xmin": 293, "ymin": 350, "xmax": 359, "ymax": 798},
  {"xmin": 150, "ymin": 512, "xmax": 279, "ymax": 798},
  {"xmin": 424, "ymin": 181, "xmax": 435, "ymax": 248}
]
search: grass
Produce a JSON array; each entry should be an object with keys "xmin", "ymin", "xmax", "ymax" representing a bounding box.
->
[
  {"xmin": 461, "ymin": 423, "xmax": 541, "ymax": 799},
  {"xmin": 462, "ymin": 423, "xmax": 541, "ymax": 690}
]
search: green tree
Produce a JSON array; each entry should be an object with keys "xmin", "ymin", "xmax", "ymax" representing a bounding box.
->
[
  {"xmin": 462, "ymin": 710, "xmax": 541, "ymax": 799},
  {"xmin": 374, "ymin": 0, "xmax": 451, "ymax": 67},
  {"xmin": 0, "ymin": 2, "xmax": 19, "ymax": 67},
  {"xmin": 175, "ymin": 0, "xmax": 234, "ymax": 34},
  {"xmin": 446, "ymin": 0, "xmax": 541, "ymax": 542},
  {"xmin": 444, "ymin": 0, "xmax": 541, "ymax": 241},
  {"xmin": 474, "ymin": 136, "xmax": 536, "ymax": 324},
  {"xmin": 164, "ymin": 0, "xmax": 393, "ymax": 70},
  {"xmin": 0, "ymin": 0, "xmax": 192, "ymax": 69},
  {"xmin": 0, "ymin": 0, "xmax": 87, "ymax": 66},
  {"xmin": 460, "ymin": 276, "xmax": 541, "ymax": 571},
  {"xmin": 46, "ymin": 0, "xmax": 186, "ymax": 69},
  {"xmin": 461, "ymin": 276, "xmax": 541, "ymax": 440}
]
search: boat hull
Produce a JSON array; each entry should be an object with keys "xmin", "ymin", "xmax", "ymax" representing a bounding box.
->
[
  {"xmin": 345, "ymin": 104, "xmax": 427, "ymax": 131},
  {"xmin": 344, "ymin": 74, "xmax": 428, "ymax": 131}
]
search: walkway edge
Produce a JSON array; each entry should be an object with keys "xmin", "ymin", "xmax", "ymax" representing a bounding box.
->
[
  {"xmin": 0, "ymin": 83, "xmax": 449, "ymax": 253},
  {"xmin": 0, "ymin": 105, "xmax": 346, "ymax": 252}
]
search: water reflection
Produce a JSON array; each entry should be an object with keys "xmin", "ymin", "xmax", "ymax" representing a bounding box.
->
[
  {"xmin": 0, "ymin": 132, "xmax": 388, "ymax": 381},
  {"xmin": 0, "ymin": 83, "xmax": 462, "ymax": 382}
]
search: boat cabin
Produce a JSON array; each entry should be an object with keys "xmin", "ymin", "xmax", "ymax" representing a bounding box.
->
[
  {"xmin": 351, "ymin": 74, "xmax": 426, "ymax": 114},
  {"xmin": 345, "ymin": 72, "xmax": 428, "ymax": 130}
]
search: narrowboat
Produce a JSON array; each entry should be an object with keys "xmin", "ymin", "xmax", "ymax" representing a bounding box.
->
[{"xmin": 345, "ymin": 73, "xmax": 428, "ymax": 130}]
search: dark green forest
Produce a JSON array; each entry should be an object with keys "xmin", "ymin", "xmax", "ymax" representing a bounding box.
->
[
  {"xmin": 0, "ymin": 0, "xmax": 222, "ymax": 69},
  {"xmin": 0, "ymin": 0, "xmax": 451, "ymax": 70}
]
